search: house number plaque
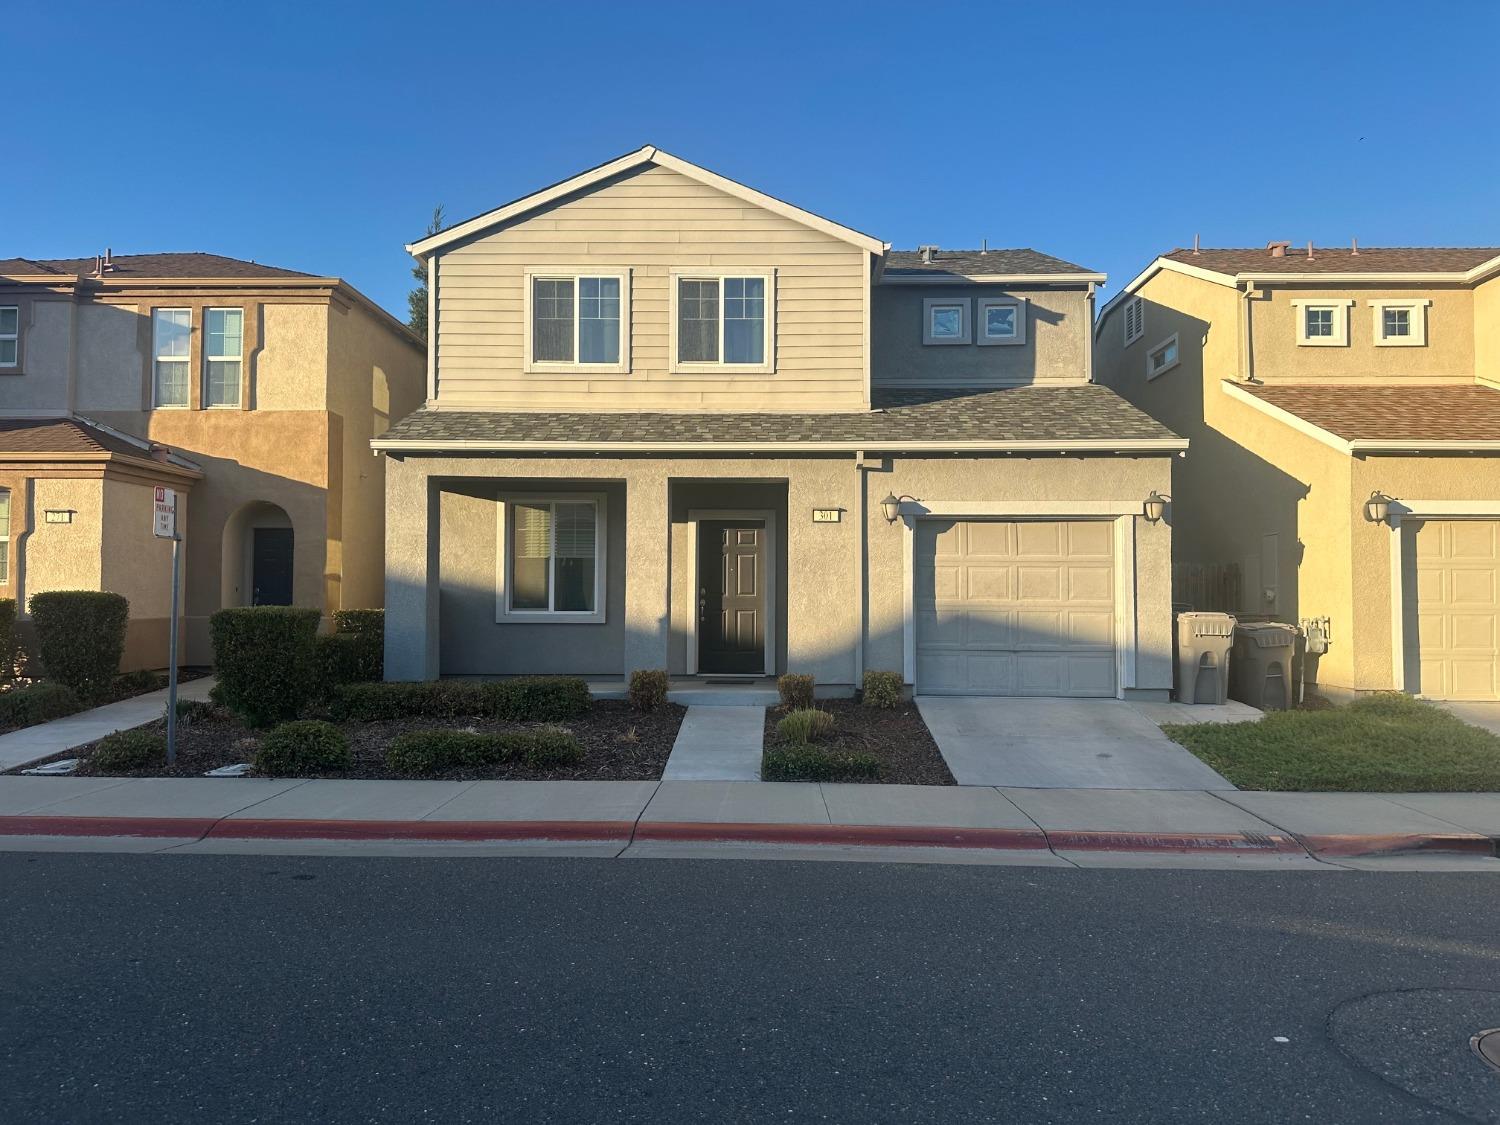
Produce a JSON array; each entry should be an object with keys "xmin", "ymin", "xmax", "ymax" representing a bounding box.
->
[{"xmin": 812, "ymin": 509, "xmax": 843, "ymax": 523}]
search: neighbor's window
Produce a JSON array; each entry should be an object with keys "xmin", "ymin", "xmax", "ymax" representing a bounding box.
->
[
  {"xmin": 922, "ymin": 298, "xmax": 970, "ymax": 345},
  {"xmin": 152, "ymin": 308, "xmax": 191, "ymax": 406},
  {"xmin": 1146, "ymin": 333, "xmax": 1180, "ymax": 379},
  {"xmin": 1304, "ymin": 308, "xmax": 1333, "ymax": 338},
  {"xmin": 1370, "ymin": 298, "xmax": 1430, "ymax": 347},
  {"xmin": 0, "ymin": 490, "xmax": 9, "ymax": 584},
  {"xmin": 1123, "ymin": 297, "xmax": 1144, "ymax": 346},
  {"xmin": 674, "ymin": 274, "xmax": 771, "ymax": 368},
  {"xmin": 0, "ymin": 306, "xmax": 17, "ymax": 368},
  {"xmin": 527, "ymin": 272, "xmax": 627, "ymax": 370},
  {"xmin": 505, "ymin": 498, "xmax": 603, "ymax": 617},
  {"xmin": 1293, "ymin": 299, "xmax": 1350, "ymax": 346},
  {"xmin": 204, "ymin": 308, "xmax": 243, "ymax": 407},
  {"xmin": 978, "ymin": 297, "xmax": 1026, "ymax": 346}
]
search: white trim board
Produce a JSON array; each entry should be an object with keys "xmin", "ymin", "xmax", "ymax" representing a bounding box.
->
[{"xmin": 686, "ymin": 509, "xmax": 777, "ymax": 677}]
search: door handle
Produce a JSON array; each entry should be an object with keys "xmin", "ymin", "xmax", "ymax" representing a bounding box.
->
[{"xmin": 698, "ymin": 587, "xmax": 706, "ymax": 622}]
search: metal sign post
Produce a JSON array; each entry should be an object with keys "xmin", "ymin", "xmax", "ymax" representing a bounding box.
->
[{"xmin": 153, "ymin": 487, "xmax": 181, "ymax": 765}]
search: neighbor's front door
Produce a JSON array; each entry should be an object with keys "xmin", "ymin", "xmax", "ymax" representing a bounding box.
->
[
  {"xmin": 698, "ymin": 521, "xmax": 765, "ymax": 674},
  {"xmin": 252, "ymin": 527, "xmax": 294, "ymax": 606}
]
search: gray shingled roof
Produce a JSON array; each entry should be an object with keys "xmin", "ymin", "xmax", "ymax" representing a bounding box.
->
[
  {"xmin": 0, "ymin": 253, "xmax": 317, "ymax": 280},
  {"xmin": 1164, "ymin": 247, "xmax": 1500, "ymax": 275},
  {"xmin": 883, "ymin": 248, "xmax": 1098, "ymax": 278},
  {"xmin": 375, "ymin": 385, "xmax": 1181, "ymax": 448}
]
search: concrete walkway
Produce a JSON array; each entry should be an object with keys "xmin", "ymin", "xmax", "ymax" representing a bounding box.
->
[
  {"xmin": 662, "ymin": 706, "xmax": 766, "ymax": 781},
  {"xmin": 916, "ymin": 697, "xmax": 1239, "ymax": 790},
  {"xmin": 0, "ymin": 677, "xmax": 217, "ymax": 772}
]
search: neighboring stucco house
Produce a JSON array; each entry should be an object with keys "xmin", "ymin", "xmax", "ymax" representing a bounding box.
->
[
  {"xmin": 376, "ymin": 147, "xmax": 1184, "ymax": 698},
  {"xmin": 1094, "ymin": 243, "xmax": 1500, "ymax": 701},
  {"xmin": 0, "ymin": 252, "xmax": 425, "ymax": 668}
]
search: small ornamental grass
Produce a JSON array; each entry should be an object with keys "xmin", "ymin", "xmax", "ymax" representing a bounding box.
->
[
  {"xmin": 776, "ymin": 707, "xmax": 834, "ymax": 746},
  {"xmin": 91, "ymin": 729, "xmax": 166, "ymax": 772},
  {"xmin": 777, "ymin": 673, "xmax": 815, "ymax": 710},
  {"xmin": 0, "ymin": 682, "xmax": 82, "ymax": 728},
  {"xmin": 384, "ymin": 726, "xmax": 583, "ymax": 774},
  {"xmin": 861, "ymin": 670, "xmax": 904, "ymax": 709},
  {"xmin": 628, "ymin": 669, "xmax": 669, "ymax": 712},
  {"xmin": 253, "ymin": 720, "xmax": 352, "ymax": 776}
]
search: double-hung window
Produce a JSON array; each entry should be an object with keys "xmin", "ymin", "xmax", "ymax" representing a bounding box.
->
[
  {"xmin": 204, "ymin": 308, "xmax": 244, "ymax": 407},
  {"xmin": 1292, "ymin": 299, "xmax": 1351, "ymax": 346},
  {"xmin": 499, "ymin": 495, "xmax": 606, "ymax": 622},
  {"xmin": 1369, "ymin": 298, "xmax": 1430, "ymax": 347},
  {"xmin": 672, "ymin": 272, "xmax": 774, "ymax": 371},
  {"xmin": 153, "ymin": 308, "xmax": 192, "ymax": 406},
  {"xmin": 525, "ymin": 270, "xmax": 629, "ymax": 373},
  {"xmin": 0, "ymin": 306, "xmax": 18, "ymax": 368},
  {"xmin": 0, "ymin": 490, "xmax": 9, "ymax": 585}
]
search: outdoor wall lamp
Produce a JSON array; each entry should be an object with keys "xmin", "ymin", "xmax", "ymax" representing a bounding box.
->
[
  {"xmin": 881, "ymin": 494, "xmax": 920, "ymax": 523},
  {"xmin": 1364, "ymin": 490, "xmax": 1393, "ymax": 524},
  {"xmin": 1142, "ymin": 490, "xmax": 1170, "ymax": 523}
]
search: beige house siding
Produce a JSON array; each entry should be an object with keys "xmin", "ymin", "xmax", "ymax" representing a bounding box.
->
[{"xmin": 432, "ymin": 164, "xmax": 870, "ymax": 412}]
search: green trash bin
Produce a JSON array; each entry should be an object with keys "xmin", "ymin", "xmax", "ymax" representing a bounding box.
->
[{"xmin": 1230, "ymin": 622, "xmax": 1299, "ymax": 711}]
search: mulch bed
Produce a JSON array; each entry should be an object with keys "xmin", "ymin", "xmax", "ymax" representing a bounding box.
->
[
  {"xmin": 763, "ymin": 699, "xmax": 954, "ymax": 785},
  {"xmin": 22, "ymin": 700, "xmax": 685, "ymax": 781},
  {"xmin": 0, "ymin": 668, "xmax": 209, "ymax": 737}
]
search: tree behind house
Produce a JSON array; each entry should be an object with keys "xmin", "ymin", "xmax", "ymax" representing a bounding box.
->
[{"xmin": 407, "ymin": 205, "xmax": 445, "ymax": 339}]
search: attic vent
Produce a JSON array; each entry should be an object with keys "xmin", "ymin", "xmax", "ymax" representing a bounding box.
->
[
  {"xmin": 918, "ymin": 244, "xmax": 939, "ymax": 264},
  {"xmin": 1266, "ymin": 241, "xmax": 1292, "ymax": 258}
]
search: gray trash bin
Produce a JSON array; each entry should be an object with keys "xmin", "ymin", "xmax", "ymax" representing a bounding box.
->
[
  {"xmin": 1230, "ymin": 622, "xmax": 1299, "ymax": 711},
  {"xmin": 1175, "ymin": 612, "xmax": 1236, "ymax": 704}
]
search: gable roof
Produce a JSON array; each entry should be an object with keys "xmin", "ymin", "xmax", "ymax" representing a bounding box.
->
[
  {"xmin": 0, "ymin": 416, "xmax": 202, "ymax": 473},
  {"xmin": 407, "ymin": 145, "xmax": 889, "ymax": 258},
  {"xmin": 1165, "ymin": 247, "xmax": 1500, "ymax": 276},
  {"xmin": 0, "ymin": 252, "xmax": 317, "ymax": 280},
  {"xmin": 1224, "ymin": 381, "xmax": 1500, "ymax": 452},
  {"xmin": 883, "ymin": 248, "xmax": 1103, "ymax": 283}
]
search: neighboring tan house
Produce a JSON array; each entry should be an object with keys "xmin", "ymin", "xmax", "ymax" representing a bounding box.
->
[
  {"xmin": 0, "ymin": 252, "xmax": 425, "ymax": 669},
  {"xmin": 375, "ymin": 146, "xmax": 1185, "ymax": 698},
  {"xmin": 1095, "ymin": 243, "xmax": 1500, "ymax": 701}
]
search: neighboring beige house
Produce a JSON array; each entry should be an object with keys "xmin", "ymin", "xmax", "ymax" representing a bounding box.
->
[
  {"xmin": 1095, "ymin": 243, "xmax": 1500, "ymax": 701},
  {"xmin": 0, "ymin": 253, "xmax": 425, "ymax": 669},
  {"xmin": 377, "ymin": 146, "xmax": 1184, "ymax": 698}
]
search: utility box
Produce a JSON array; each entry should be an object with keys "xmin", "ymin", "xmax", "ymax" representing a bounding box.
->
[
  {"xmin": 1175, "ymin": 612, "xmax": 1237, "ymax": 704},
  {"xmin": 1230, "ymin": 622, "xmax": 1299, "ymax": 711}
]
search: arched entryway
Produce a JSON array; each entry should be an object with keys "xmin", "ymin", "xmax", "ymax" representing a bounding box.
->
[{"xmin": 221, "ymin": 501, "xmax": 295, "ymax": 607}]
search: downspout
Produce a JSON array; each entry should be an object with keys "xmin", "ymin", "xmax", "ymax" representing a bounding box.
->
[
  {"xmin": 853, "ymin": 449, "xmax": 866, "ymax": 689},
  {"xmin": 1084, "ymin": 283, "xmax": 1097, "ymax": 382},
  {"xmin": 1238, "ymin": 281, "xmax": 1259, "ymax": 383}
]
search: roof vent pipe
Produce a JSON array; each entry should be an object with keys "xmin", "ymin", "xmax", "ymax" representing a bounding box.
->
[
  {"xmin": 1267, "ymin": 241, "xmax": 1291, "ymax": 258},
  {"xmin": 1306, "ymin": 240, "xmax": 1315, "ymax": 260},
  {"xmin": 1351, "ymin": 237, "xmax": 1359, "ymax": 255},
  {"xmin": 918, "ymin": 244, "xmax": 939, "ymax": 264},
  {"xmin": 980, "ymin": 239, "xmax": 987, "ymax": 255},
  {"xmin": 1193, "ymin": 233, "xmax": 1201, "ymax": 255}
]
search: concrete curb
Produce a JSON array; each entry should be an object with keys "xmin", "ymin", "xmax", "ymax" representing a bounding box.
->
[{"xmin": 1296, "ymin": 832, "xmax": 1497, "ymax": 859}]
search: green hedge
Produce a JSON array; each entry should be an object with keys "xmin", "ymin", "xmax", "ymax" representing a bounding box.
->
[
  {"xmin": 385, "ymin": 726, "xmax": 582, "ymax": 774},
  {"xmin": 0, "ymin": 598, "xmax": 15, "ymax": 680},
  {"xmin": 333, "ymin": 609, "xmax": 384, "ymax": 637},
  {"xmin": 254, "ymin": 720, "xmax": 351, "ymax": 776},
  {"xmin": 861, "ymin": 670, "xmax": 904, "ymax": 709},
  {"xmin": 91, "ymin": 729, "xmax": 166, "ymax": 771},
  {"xmin": 210, "ymin": 607, "xmax": 321, "ymax": 726},
  {"xmin": 332, "ymin": 677, "xmax": 590, "ymax": 723},
  {"xmin": 0, "ymin": 681, "xmax": 82, "ymax": 728},
  {"xmin": 29, "ymin": 591, "xmax": 130, "ymax": 701},
  {"xmin": 629, "ymin": 669, "xmax": 669, "ymax": 712},
  {"xmin": 315, "ymin": 632, "xmax": 383, "ymax": 689},
  {"xmin": 763, "ymin": 745, "xmax": 881, "ymax": 782}
]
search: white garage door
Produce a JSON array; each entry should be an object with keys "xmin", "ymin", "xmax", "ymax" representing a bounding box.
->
[
  {"xmin": 1412, "ymin": 519, "xmax": 1500, "ymax": 700},
  {"xmin": 915, "ymin": 519, "xmax": 1116, "ymax": 696}
]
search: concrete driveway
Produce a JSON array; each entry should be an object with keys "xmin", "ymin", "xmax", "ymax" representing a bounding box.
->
[{"xmin": 916, "ymin": 697, "xmax": 1239, "ymax": 790}]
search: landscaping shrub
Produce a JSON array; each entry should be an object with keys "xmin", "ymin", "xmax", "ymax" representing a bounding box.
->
[
  {"xmin": 763, "ymin": 745, "xmax": 881, "ymax": 782},
  {"xmin": 114, "ymin": 669, "xmax": 167, "ymax": 697},
  {"xmin": 332, "ymin": 677, "xmax": 590, "ymax": 723},
  {"xmin": 210, "ymin": 607, "xmax": 321, "ymax": 726},
  {"xmin": 174, "ymin": 698, "xmax": 220, "ymax": 726},
  {"xmin": 385, "ymin": 726, "xmax": 583, "ymax": 774},
  {"xmin": 629, "ymin": 669, "xmax": 669, "ymax": 712},
  {"xmin": 862, "ymin": 670, "xmax": 904, "ymax": 709},
  {"xmin": 29, "ymin": 590, "xmax": 129, "ymax": 701},
  {"xmin": 0, "ymin": 681, "xmax": 82, "ymax": 728},
  {"xmin": 778, "ymin": 673, "xmax": 815, "ymax": 710},
  {"xmin": 315, "ymin": 632, "xmax": 383, "ymax": 690},
  {"xmin": 0, "ymin": 598, "xmax": 15, "ymax": 681},
  {"xmin": 332, "ymin": 608, "xmax": 385, "ymax": 637},
  {"xmin": 253, "ymin": 720, "xmax": 351, "ymax": 776},
  {"xmin": 776, "ymin": 707, "xmax": 835, "ymax": 745},
  {"xmin": 91, "ymin": 729, "xmax": 166, "ymax": 771}
]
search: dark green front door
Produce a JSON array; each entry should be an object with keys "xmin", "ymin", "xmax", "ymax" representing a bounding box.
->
[{"xmin": 698, "ymin": 521, "xmax": 765, "ymax": 674}]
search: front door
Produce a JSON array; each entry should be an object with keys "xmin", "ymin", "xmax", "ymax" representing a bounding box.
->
[
  {"xmin": 252, "ymin": 527, "xmax": 294, "ymax": 606},
  {"xmin": 698, "ymin": 521, "xmax": 766, "ymax": 674}
]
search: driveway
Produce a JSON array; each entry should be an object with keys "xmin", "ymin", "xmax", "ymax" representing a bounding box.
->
[{"xmin": 916, "ymin": 697, "xmax": 1240, "ymax": 790}]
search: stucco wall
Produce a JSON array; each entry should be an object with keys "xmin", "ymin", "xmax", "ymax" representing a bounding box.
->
[
  {"xmin": 1476, "ymin": 274, "xmax": 1500, "ymax": 385},
  {"xmin": 256, "ymin": 304, "xmax": 330, "ymax": 411},
  {"xmin": 75, "ymin": 302, "xmax": 146, "ymax": 410},
  {"xmin": 871, "ymin": 284, "xmax": 1089, "ymax": 386},
  {"xmin": 25, "ymin": 477, "xmax": 106, "ymax": 597},
  {"xmin": 4, "ymin": 299, "xmax": 72, "ymax": 410}
]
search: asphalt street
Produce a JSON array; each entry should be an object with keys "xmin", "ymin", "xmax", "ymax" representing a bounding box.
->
[{"xmin": 2, "ymin": 854, "xmax": 1499, "ymax": 1123}]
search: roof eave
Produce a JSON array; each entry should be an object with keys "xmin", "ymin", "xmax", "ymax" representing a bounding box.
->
[
  {"xmin": 882, "ymin": 272, "xmax": 1107, "ymax": 286},
  {"xmin": 370, "ymin": 437, "xmax": 1187, "ymax": 454}
]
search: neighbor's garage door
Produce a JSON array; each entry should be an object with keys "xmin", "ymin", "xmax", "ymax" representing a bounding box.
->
[
  {"xmin": 914, "ymin": 519, "xmax": 1116, "ymax": 696},
  {"xmin": 1412, "ymin": 519, "xmax": 1500, "ymax": 700}
]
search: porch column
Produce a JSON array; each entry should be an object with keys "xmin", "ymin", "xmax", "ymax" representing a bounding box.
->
[
  {"xmin": 623, "ymin": 466, "xmax": 670, "ymax": 677},
  {"xmin": 786, "ymin": 462, "xmax": 859, "ymax": 686},
  {"xmin": 383, "ymin": 456, "xmax": 439, "ymax": 681}
]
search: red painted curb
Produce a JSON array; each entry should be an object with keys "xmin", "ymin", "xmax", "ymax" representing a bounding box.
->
[
  {"xmin": 1045, "ymin": 830, "xmax": 1306, "ymax": 854},
  {"xmin": 1298, "ymin": 832, "xmax": 1496, "ymax": 858},
  {"xmin": 204, "ymin": 818, "xmax": 635, "ymax": 843},
  {"xmin": 0, "ymin": 816, "xmax": 218, "ymax": 839},
  {"xmin": 632, "ymin": 821, "xmax": 1052, "ymax": 850}
]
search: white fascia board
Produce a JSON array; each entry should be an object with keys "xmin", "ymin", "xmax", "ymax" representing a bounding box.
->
[
  {"xmin": 1219, "ymin": 380, "xmax": 1351, "ymax": 453},
  {"xmin": 371, "ymin": 437, "xmax": 1189, "ymax": 454},
  {"xmin": 1094, "ymin": 257, "xmax": 1236, "ymax": 336},
  {"xmin": 1349, "ymin": 440, "xmax": 1500, "ymax": 453},
  {"xmin": 1236, "ymin": 270, "xmax": 1473, "ymax": 284},
  {"xmin": 881, "ymin": 273, "xmax": 1107, "ymax": 286}
]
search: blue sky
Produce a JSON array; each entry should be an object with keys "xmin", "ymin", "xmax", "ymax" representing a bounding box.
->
[{"xmin": 6, "ymin": 1, "xmax": 1498, "ymax": 319}]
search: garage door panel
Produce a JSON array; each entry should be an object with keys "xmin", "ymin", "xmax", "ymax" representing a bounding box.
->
[
  {"xmin": 966, "ymin": 566, "xmax": 1011, "ymax": 599},
  {"xmin": 1452, "ymin": 570, "xmax": 1495, "ymax": 605},
  {"xmin": 1450, "ymin": 522, "xmax": 1496, "ymax": 558},
  {"xmin": 1015, "ymin": 522, "xmax": 1062, "ymax": 556},
  {"xmin": 965, "ymin": 609, "xmax": 1013, "ymax": 647},
  {"xmin": 1452, "ymin": 661, "xmax": 1497, "ymax": 699},
  {"xmin": 1017, "ymin": 567, "xmax": 1062, "ymax": 601},
  {"xmin": 1067, "ymin": 566, "xmax": 1113, "ymax": 601},
  {"xmin": 1067, "ymin": 655, "xmax": 1117, "ymax": 695},
  {"xmin": 1068, "ymin": 609, "xmax": 1115, "ymax": 646},
  {"xmin": 1068, "ymin": 521, "xmax": 1113, "ymax": 556},
  {"xmin": 916, "ymin": 607, "xmax": 964, "ymax": 646},
  {"xmin": 966, "ymin": 521, "xmax": 1012, "ymax": 555},
  {"xmin": 1411, "ymin": 519, "xmax": 1500, "ymax": 701},
  {"xmin": 1451, "ymin": 614, "xmax": 1495, "ymax": 651}
]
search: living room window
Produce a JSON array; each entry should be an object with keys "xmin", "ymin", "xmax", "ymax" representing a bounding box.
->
[
  {"xmin": 0, "ymin": 306, "xmax": 18, "ymax": 368},
  {"xmin": 977, "ymin": 297, "xmax": 1026, "ymax": 346},
  {"xmin": 204, "ymin": 308, "xmax": 244, "ymax": 407},
  {"xmin": 671, "ymin": 272, "xmax": 774, "ymax": 372},
  {"xmin": 1292, "ymin": 299, "xmax": 1351, "ymax": 347},
  {"xmin": 498, "ymin": 495, "xmax": 606, "ymax": 623},
  {"xmin": 922, "ymin": 298, "xmax": 970, "ymax": 345},
  {"xmin": 524, "ymin": 270, "xmax": 630, "ymax": 373},
  {"xmin": 152, "ymin": 308, "xmax": 192, "ymax": 406},
  {"xmin": 1369, "ymin": 298, "xmax": 1430, "ymax": 347}
]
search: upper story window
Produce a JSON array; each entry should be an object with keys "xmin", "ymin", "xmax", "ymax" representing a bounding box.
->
[
  {"xmin": 1369, "ymin": 298, "xmax": 1431, "ymax": 347},
  {"xmin": 671, "ymin": 272, "xmax": 774, "ymax": 372},
  {"xmin": 0, "ymin": 306, "xmax": 18, "ymax": 368},
  {"xmin": 922, "ymin": 297, "xmax": 970, "ymax": 345},
  {"xmin": 0, "ymin": 489, "xmax": 9, "ymax": 585},
  {"xmin": 1146, "ymin": 333, "xmax": 1180, "ymax": 379},
  {"xmin": 1292, "ymin": 299, "xmax": 1352, "ymax": 347},
  {"xmin": 498, "ymin": 495, "xmax": 606, "ymax": 624},
  {"xmin": 204, "ymin": 308, "xmax": 244, "ymax": 407},
  {"xmin": 524, "ymin": 270, "xmax": 630, "ymax": 374},
  {"xmin": 978, "ymin": 297, "xmax": 1027, "ymax": 346},
  {"xmin": 152, "ymin": 308, "xmax": 192, "ymax": 407},
  {"xmin": 1123, "ymin": 297, "xmax": 1144, "ymax": 346}
]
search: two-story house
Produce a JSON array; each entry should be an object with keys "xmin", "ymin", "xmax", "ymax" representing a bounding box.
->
[
  {"xmin": 1095, "ymin": 243, "xmax": 1500, "ymax": 701},
  {"xmin": 0, "ymin": 252, "xmax": 425, "ymax": 668},
  {"xmin": 375, "ymin": 147, "xmax": 1184, "ymax": 698}
]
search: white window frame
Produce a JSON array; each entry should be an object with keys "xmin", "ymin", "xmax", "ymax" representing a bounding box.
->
[
  {"xmin": 522, "ymin": 268, "xmax": 632, "ymax": 375},
  {"xmin": 202, "ymin": 307, "xmax": 244, "ymax": 408},
  {"xmin": 0, "ymin": 489, "xmax": 9, "ymax": 585},
  {"xmin": 1291, "ymin": 298, "xmax": 1352, "ymax": 347},
  {"xmin": 977, "ymin": 297, "xmax": 1027, "ymax": 346},
  {"xmin": 669, "ymin": 270, "xmax": 776, "ymax": 374},
  {"xmin": 495, "ymin": 493, "xmax": 607, "ymax": 624},
  {"xmin": 922, "ymin": 297, "xmax": 971, "ymax": 345},
  {"xmin": 1123, "ymin": 296, "xmax": 1144, "ymax": 346},
  {"xmin": 0, "ymin": 305, "xmax": 18, "ymax": 369},
  {"xmin": 1369, "ymin": 298, "xmax": 1431, "ymax": 347},
  {"xmin": 152, "ymin": 307, "xmax": 192, "ymax": 408},
  {"xmin": 1146, "ymin": 332, "xmax": 1180, "ymax": 380}
]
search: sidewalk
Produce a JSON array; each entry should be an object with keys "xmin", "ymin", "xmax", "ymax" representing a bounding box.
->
[
  {"xmin": 0, "ymin": 677, "xmax": 217, "ymax": 772},
  {"xmin": 1, "ymin": 774, "xmax": 1495, "ymax": 869}
]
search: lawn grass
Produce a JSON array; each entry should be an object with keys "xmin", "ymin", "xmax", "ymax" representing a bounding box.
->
[{"xmin": 1163, "ymin": 692, "xmax": 1500, "ymax": 792}]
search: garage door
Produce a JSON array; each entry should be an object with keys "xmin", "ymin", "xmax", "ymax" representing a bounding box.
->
[
  {"xmin": 915, "ymin": 519, "xmax": 1116, "ymax": 696},
  {"xmin": 1411, "ymin": 519, "xmax": 1500, "ymax": 700}
]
